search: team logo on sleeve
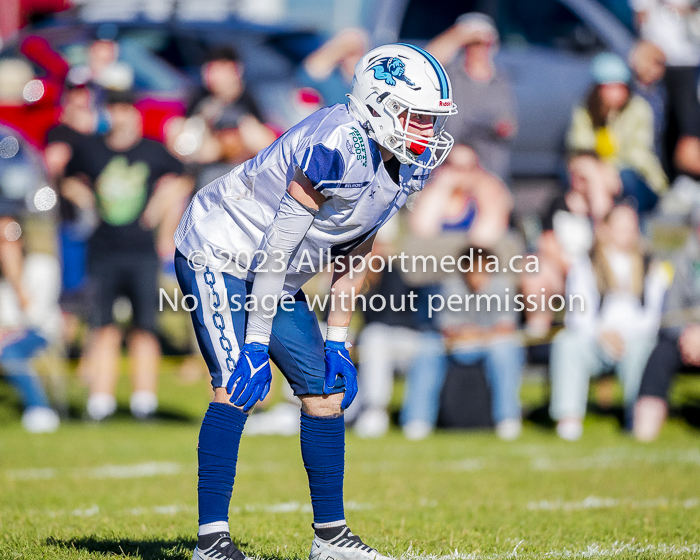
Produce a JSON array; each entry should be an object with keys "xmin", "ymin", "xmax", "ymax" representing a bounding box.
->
[
  {"xmin": 369, "ymin": 57, "xmax": 416, "ymax": 87},
  {"xmin": 347, "ymin": 127, "xmax": 367, "ymax": 167}
]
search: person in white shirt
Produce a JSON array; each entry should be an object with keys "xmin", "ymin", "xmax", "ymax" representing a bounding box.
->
[{"xmin": 549, "ymin": 204, "xmax": 670, "ymax": 440}]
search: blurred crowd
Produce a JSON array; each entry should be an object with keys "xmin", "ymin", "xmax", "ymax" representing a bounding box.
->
[{"xmin": 1, "ymin": 1, "xmax": 700, "ymax": 443}]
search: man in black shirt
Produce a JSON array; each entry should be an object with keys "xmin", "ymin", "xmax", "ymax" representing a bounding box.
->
[
  {"xmin": 64, "ymin": 89, "xmax": 186, "ymax": 421},
  {"xmin": 45, "ymin": 85, "xmax": 98, "ymax": 305},
  {"xmin": 190, "ymin": 46, "xmax": 275, "ymax": 165}
]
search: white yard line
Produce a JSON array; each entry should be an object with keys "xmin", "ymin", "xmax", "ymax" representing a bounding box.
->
[
  {"xmin": 4, "ymin": 461, "xmax": 193, "ymax": 481},
  {"xmin": 4, "ymin": 467, "xmax": 57, "ymax": 480},
  {"xmin": 78, "ymin": 461, "xmax": 184, "ymax": 479},
  {"xmin": 398, "ymin": 541, "xmax": 700, "ymax": 559},
  {"xmin": 6, "ymin": 446, "xmax": 699, "ymax": 482},
  {"xmin": 3, "ymin": 460, "xmax": 292, "ymax": 481},
  {"xmin": 35, "ymin": 500, "xmax": 371, "ymax": 519},
  {"xmin": 530, "ymin": 448, "xmax": 700, "ymax": 472},
  {"xmin": 45, "ymin": 503, "xmax": 196, "ymax": 518},
  {"xmin": 527, "ymin": 496, "xmax": 699, "ymax": 512}
]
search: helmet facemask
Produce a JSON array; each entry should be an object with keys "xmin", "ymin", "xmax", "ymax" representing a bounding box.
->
[
  {"xmin": 348, "ymin": 90, "xmax": 456, "ymax": 171},
  {"xmin": 380, "ymin": 95, "xmax": 455, "ymax": 169}
]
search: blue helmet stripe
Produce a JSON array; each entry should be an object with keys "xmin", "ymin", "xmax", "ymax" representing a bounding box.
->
[{"xmin": 396, "ymin": 43, "xmax": 449, "ymax": 99}]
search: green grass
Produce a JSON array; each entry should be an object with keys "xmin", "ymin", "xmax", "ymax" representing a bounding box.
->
[{"xmin": 1, "ymin": 360, "xmax": 700, "ymax": 559}]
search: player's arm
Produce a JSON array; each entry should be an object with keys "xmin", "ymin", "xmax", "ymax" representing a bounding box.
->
[
  {"xmin": 287, "ymin": 167, "xmax": 327, "ymax": 210},
  {"xmin": 327, "ymin": 233, "xmax": 377, "ymax": 331},
  {"xmin": 322, "ymin": 233, "xmax": 377, "ymax": 409},
  {"xmin": 226, "ymin": 169, "xmax": 327, "ymax": 410},
  {"xmin": 426, "ymin": 19, "xmax": 490, "ymax": 64},
  {"xmin": 244, "ymin": 168, "xmax": 326, "ymax": 344},
  {"xmin": 141, "ymin": 174, "xmax": 192, "ymax": 229},
  {"xmin": 60, "ymin": 175, "xmax": 96, "ymax": 210},
  {"xmin": 0, "ymin": 218, "xmax": 29, "ymax": 311}
]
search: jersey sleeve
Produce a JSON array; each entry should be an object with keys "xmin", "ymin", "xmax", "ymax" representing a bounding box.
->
[
  {"xmin": 295, "ymin": 142, "xmax": 347, "ymax": 190},
  {"xmin": 293, "ymin": 122, "xmax": 375, "ymax": 198}
]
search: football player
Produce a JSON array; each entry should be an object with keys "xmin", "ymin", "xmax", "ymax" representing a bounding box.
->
[{"xmin": 174, "ymin": 43, "xmax": 457, "ymax": 560}]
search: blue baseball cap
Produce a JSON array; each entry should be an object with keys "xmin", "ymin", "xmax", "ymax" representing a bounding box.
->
[{"xmin": 591, "ymin": 53, "xmax": 631, "ymax": 85}]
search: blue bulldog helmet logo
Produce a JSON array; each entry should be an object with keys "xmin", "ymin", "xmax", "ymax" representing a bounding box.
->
[{"xmin": 370, "ymin": 57, "xmax": 415, "ymax": 87}]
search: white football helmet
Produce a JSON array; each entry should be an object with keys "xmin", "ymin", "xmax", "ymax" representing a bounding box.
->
[{"xmin": 347, "ymin": 43, "xmax": 458, "ymax": 170}]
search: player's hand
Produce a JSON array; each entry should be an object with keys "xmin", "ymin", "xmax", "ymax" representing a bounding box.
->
[
  {"xmin": 323, "ymin": 340, "xmax": 358, "ymax": 410},
  {"xmin": 227, "ymin": 342, "xmax": 273, "ymax": 412}
]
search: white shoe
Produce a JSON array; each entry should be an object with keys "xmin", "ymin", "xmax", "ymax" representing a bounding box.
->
[
  {"xmin": 402, "ymin": 420, "xmax": 432, "ymax": 440},
  {"xmin": 86, "ymin": 393, "xmax": 117, "ymax": 421},
  {"xmin": 21, "ymin": 407, "xmax": 60, "ymax": 433},
  {"xmin": 244, "ymin": 402, "xmax": 300, "ymax": 436},
  {"xmin": 310, "ymin": 526, "xmax": 390, "ymax": 560},
  {"xmin": 130, "ymin": 391, "xmax": 158, "ymax": 419},
  {"xmin": 354, "ymin": 408, "xmax": 389, "ymax": 438},
  {"xmin": 496, "ymin": 418, "xmax": 522, "ymax": 441},
  {"xmin": 556, "ymin": 418, "xmax": 583, "ymax": 441}
]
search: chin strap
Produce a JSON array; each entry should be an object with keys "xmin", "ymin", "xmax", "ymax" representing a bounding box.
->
[{"xmin": 346, "ymin": 94, "xmax": 370, "ymax": 129}]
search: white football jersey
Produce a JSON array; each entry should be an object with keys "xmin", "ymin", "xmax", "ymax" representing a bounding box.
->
[{"xmin": 174, "ymin": 104, "xmax": 431, "ymax": 295}]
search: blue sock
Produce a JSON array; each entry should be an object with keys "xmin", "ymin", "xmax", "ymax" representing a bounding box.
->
[
  {"xmin": 300, "ymin": 411, "xmax": 345, "ymax": 525},
  {"xmin": 198, "ymin": 402, "xmax": 247, "ymax": 526}
]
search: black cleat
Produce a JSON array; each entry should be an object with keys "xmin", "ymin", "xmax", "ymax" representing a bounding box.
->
[{"xmin": 192, "ymin": 532, "xmax": 249, "ymax": 560}]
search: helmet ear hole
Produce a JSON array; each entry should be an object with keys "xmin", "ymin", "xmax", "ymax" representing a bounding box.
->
[{"xmin": 368, "ymin": 105, "xmax": 381, "ymax": 118}]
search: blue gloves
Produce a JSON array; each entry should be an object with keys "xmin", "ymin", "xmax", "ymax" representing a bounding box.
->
[
  {"xmin": 324, "ymin": 340, "xmax": 358, "ymax": 410},
  {"xmin": 227, "ymin": 342, "xmax": 272, "ymax": 412}
]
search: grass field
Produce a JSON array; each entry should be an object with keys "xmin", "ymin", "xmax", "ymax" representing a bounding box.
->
[{"xmin": 1, "ymin": 359, "xmax": 700, "ymax": 560}]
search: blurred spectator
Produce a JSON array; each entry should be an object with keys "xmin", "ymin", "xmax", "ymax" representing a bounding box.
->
[
  {"xmin": 297, "ymin": 28, "xmax": 368, "ymax": 107},
  {"xmin": 45, "ymin": 85, "xmax": 100, "ymax": 346},
  {"xmin": 67, "ymin": 39, "xmax": 121, "ymax": 88},
  {"xmin": 630, "ymin": 1, "xmax": 700, "ymax": 180},
  {"xmin": 550, "ymin": 204, "xmax": 669, "ymax": 441},
  {"xmin": 353, "ymin": 217, "xmax": 421, "ymax": 439},
  {"xmin": 0, "ymin": 36, "xmax": 69, "ymax": 149},
  {"xmin": 0, "ymin": 214, "xmax": 62, "ymax": 433},
  {"xmin": 401, "ymin": 247, "xmax": 524, "ymax": 441},
  {"xmin": 629, "ymin": 40, "xmax": 667, "ymax": 157},
  {"xmin": 428, "ymin": 13, "xmax": 517, "ymax": 183},
  {"xmin": 402, "ymin": 143, "xmax": 516, "ymax": 332},
  {"xmin": 408, "ymin": 145, "xmax": 512, "ymax": 248},
  {"xmin": 62, "ymin": 89, "xmax": 187, "ymax": 421},
  {"xmin": 634, "ymin": 214, "xmax": 700, "ymax": 441},
  {"xmin": 67, "ymin": 38, "xmax": 134, "ymax": 133},
  {"xmin": 46, "ymin": 86, "xmax": 97, "ymax": 179},
  {"xmin": 189, "ymin": 46, "xmax": 275, "ymax": 163},
  {"xmin": 521, "ymin": 151, "xmax": 614, "ymax": 337},
  {"xmin": 567, "ymin": 53, "xmax": 667, "ymax": 214},
  {"xmin": 193, "ymin": 103, "xmax": 267, "ymax": 191}
]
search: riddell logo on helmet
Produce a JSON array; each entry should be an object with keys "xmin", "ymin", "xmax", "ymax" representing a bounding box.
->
[{"xmin": 439, "ymin": 100, "xmax": 452, "ymax": 107}]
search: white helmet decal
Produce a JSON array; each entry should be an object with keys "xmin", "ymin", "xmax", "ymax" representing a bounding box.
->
[{"xmin": 347, "ymin": 43, "xmax": 458, "ymax": 170}]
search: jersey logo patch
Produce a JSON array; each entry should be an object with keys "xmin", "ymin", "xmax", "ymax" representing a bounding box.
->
[
  {"xmin": 370, "ymin": 57, "xmax": 415, "ymax": 87},
  {"xmin": 347, "ymin": 127, "xmax": 367, "ymax": 167}
]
